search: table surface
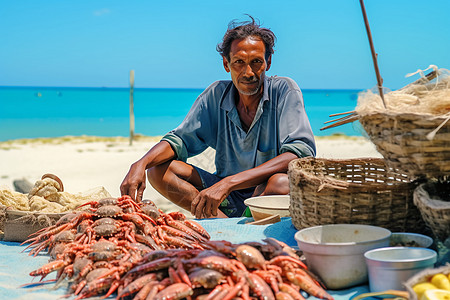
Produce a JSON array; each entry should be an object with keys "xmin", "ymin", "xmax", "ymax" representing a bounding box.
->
[{"xmin": 0, "ymin": 217, "xmax": 372, "ymax": 299}]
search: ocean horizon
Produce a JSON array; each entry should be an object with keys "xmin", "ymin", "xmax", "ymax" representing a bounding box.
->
[{"xmin": 0, "ymin": 86, "xmax": 366, "ymax": 142}]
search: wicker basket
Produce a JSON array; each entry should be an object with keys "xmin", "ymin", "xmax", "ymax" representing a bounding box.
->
[
  {"xmin": 288, "ymin": 157, "xmax": 426, "ymax": 233},
  {"xmin": 2, "ymin": 209, "xmax": 65, "ymax": 242},
  {"xmin": 414, "ymin": 181, "xmax": 450, "ymax": 241},
  {"xmin": 359, "ymin": 112, "xmax": 450, "ymax": 179}
]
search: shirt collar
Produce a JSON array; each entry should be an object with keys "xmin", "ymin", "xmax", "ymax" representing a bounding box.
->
[{"xmin": 221, "ymin": 76, "xmax": 270, "ymax": 112}]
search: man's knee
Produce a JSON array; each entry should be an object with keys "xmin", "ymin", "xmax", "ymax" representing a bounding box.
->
[
  {"xmin": 147, "ymin": 160, "xmax": 202, "ymax": 191},
  {"xmin": 264, "ymin": 173, "xmax": 290, "ymax": 195},
  {"xmin": 147, "ymin": 162, "xmax": 170, "ymax": 190}
]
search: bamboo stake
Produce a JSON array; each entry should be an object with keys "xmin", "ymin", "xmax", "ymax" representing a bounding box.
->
[
  {"xmin": 359, "ymin": 0, "xmax": 386, "ymax": 108},
  {"xmin": 328, "ymin": 110, "xmax": 356, "ymax": 117},
  {"xmin": 320, "ymin": 115, "xmax": 359, "ymax": 131},
  {"xmin": 129, "ymin": 70, "xmax": 135, "ymax": 146},
  {"xmin": 323, "ymin": 113, "xmax": 357, "ymax": 124}
]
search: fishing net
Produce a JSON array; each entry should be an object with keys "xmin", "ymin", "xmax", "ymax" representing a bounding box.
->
[{"xmin": 356, "ymin": 65, "xmax": 450, "ymax": 117}]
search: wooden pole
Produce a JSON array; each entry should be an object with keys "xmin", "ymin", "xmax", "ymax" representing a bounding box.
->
[
  {"xmin": 359, "ymin": 0, "xmax": 386, "ymax": 108},
  {"xmin": 129, "ymin": 70, "xmax": 135, "ymax": 146}
]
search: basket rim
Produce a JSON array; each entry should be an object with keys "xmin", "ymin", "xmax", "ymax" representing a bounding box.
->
[
  {"xmin": 289, "ymin": 157, "xmax": 393, "ymax": 167},
  {"xmin": 414, "ymin": 183, "xmax": 450, "ymax": 211},
  {"xmin": 6, "ymin": 209, "xmax": 66, "ymax": 218},
  {"xmin": 358, "ymin": 111, "xmax": 450, "ymax": 120},
  {"xmin": 289, "ymin": 157, "xmax": 413, "ymax": 191}
]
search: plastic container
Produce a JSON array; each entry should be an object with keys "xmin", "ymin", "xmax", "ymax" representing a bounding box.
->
[
  {"xmin": 294, "ymin": 224, "xmax": 391, "ymax": 289},
  {"xmin": 364, "ymin": 247, "xmax": 437, "ymax": 292}
]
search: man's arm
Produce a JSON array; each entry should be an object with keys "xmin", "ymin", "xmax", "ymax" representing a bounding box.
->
[
  {"xmin": 191, "ymin": 151, "xmax": 297, "ymax": 218},
  {"xmin": 120, "ymin": 141, "xmax": 176, "ymax": 202}
]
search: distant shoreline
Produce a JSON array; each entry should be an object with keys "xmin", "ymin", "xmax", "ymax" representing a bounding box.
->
[
  {"xmin": 0, "ymin": 135, "xmax": 162, "ymax": 146},
  {"xmin": 0, "ymin": 133, "xmax": 363, "ymax": 147}
]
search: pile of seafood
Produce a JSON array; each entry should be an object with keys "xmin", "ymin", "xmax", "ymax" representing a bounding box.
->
[{"xmin": 22, "ymin": 195, "xmax": 333, "ymax": 300}]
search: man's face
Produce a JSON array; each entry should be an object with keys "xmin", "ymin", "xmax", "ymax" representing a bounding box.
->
[{"xmin": 223, "ymin": 36, "xmax": 271, "ymax": 96}]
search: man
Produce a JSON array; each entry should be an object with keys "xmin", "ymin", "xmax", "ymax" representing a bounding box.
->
[{"xmin": 120, "ymin": 16, "xmax": 315, "ymax": 219}]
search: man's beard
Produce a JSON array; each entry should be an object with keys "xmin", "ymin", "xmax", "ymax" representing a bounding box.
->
[{"xmin": 237, "ymin": 78, "xmax": 262, "ymax": 96}]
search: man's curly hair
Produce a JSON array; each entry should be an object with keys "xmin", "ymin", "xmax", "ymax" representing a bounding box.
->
[{"xmin": 217, "ymin": 15, "xmax": 276, "ymax": 62}]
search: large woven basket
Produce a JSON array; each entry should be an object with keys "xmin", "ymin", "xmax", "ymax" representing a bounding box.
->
[
  {"xmin": 413, "ymin": 181, "xmax": 450, "ymax": 241},
  {"xmin": 359, "ymin": 112, "xmax": 450, "ymax": 179},
  {"xmin": 288, "ymin": 157, "xmax": 426, "ymax": 233}
]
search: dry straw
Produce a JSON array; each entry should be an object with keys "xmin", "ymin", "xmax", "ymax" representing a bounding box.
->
[
  {"xmin": 357, "ymin": 66, "xmax": 450, "ymax": 116},
  {"xmin": 288, "ymin": 157, "xmax": 426, "ymax": 233}
]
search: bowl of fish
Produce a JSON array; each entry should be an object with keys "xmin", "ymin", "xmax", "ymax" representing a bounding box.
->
[{"xmin": 389, "ymin": 232, "xmax": 433, "ymax": 248}]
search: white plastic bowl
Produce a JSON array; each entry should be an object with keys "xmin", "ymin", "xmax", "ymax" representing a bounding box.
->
[
  {"xmin": 294, "ymin": 224, "xmax": 391, "ymax": 289},
  {"xmin": 244, "ymin": 195, "xmax": 290, "ymax": 220},
  {"xmin": 365, "ymin": 247, "xmax": 437, "ymax": 292}
]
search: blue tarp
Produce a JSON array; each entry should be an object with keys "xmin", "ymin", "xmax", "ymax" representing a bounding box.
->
[{"xmin": 0, "ymin": 217, "xmax": 370, "ymax": 299}]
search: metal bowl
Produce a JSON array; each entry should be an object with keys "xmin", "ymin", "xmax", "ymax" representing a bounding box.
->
[
  {"xmin": 244, "ymin": 195, "xmax": 290, "ymax": 220},
  {"xmin": 294, "ymin": 224, "xmax": 391, "ymax": 290},
  {"xmin": 364, "ymin": 247, "xmax": 437, "ymax": 292},
  {"xmin": 390, "ymin": 232, "xmax": 433, "ymax": 248}
]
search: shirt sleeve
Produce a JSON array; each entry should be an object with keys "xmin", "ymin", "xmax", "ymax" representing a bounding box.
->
[
  {"xmin": 278, "ymin": 89, "xmax": 316, "ymax": 157},
  {"xmin": 161, "ymin": 95, "xmax": 211, "ymax": 162}
]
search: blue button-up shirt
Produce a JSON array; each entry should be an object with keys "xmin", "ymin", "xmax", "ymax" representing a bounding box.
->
[{"xmin": 162, "ymin": 76, "xmax": 316, "ymax": 178}]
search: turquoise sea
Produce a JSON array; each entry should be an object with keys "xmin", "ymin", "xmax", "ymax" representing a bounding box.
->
[{"xmin": 0, "ymin": 86, "xmax": 364, "ymax": 142}]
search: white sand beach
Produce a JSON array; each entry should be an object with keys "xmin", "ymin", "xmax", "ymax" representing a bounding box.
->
[{"xmin": 0, "ymin": 135, "xmax": 381, "ymax": 216}]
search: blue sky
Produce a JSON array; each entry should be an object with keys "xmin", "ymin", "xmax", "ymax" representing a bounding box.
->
[{"xmin": 1, "ymin": 0, "xmax": 449, "ymax": 90}]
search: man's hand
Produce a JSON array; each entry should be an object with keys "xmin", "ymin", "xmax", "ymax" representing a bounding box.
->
[
  {"xmin": 120, "ymin": 161, "xmax": 147, "ymax": 202},
  {"xmin": 191, "ymin": 180, "xmax": 230, "ymax": 219}
]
